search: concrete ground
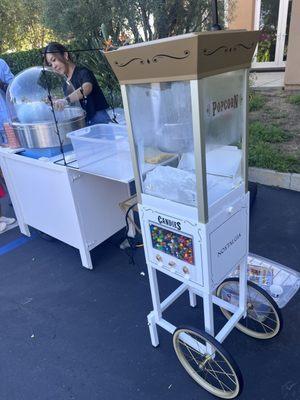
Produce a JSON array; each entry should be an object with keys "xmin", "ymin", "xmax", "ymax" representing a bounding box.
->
[{"xmin": 0, "ymin": 184, "xmax": 299, "ymax": 400}]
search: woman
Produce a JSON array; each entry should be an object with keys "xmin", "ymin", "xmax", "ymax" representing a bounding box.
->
[
  {"xmin": 0, "ymin": 182, "xmax": 15, "ymax": 233},
  {"xmin": 44, "ymin": 42, "xmax": 111, "ymax": 125},
  {"xmin": 0, "ymin": 58, "xmax": 14, "ymax": 143}
]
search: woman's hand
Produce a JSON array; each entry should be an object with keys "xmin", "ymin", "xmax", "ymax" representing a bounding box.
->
[{"xmin": 53, "ymin": 98, "xmax": 68, "ymax": 111}]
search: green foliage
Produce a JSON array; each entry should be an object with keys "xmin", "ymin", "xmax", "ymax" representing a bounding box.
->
[
  {"xmin": 0, "ymin": 49, "xmax": 43, "ymax": 75},
  {"xmin": 268, "ymin": 111, "xmax": 285, "ymax": 120},
  {"xmin": 249, "ymin": 93, "xmax": 266, "ymax": 112},
  {"xmin": 249, "ymin": 142, "xmax": 300, "ymax": 173},
  {"xmin": 287, "ymin": 94, "xmax": 300, "ymax": 105},
  {"xmin": 71, "ymin": 37, "xmax": 122, "ymax": 108},
  {"xmin": 42, "ymin": 0, "xmax": 231, "ymax": 45},
  {"xmin": 255, "ymin": 0, "xmax": 277, "ymax": 63},
  {"xmin": 249, "ymin": 122, "xmax": 290, "ymax": 143},
  {"xmin": 39, "ymin": 0, "xmax": 233, "ymax": 110},
  {"xmin": 249, "ymin": 122, "xmax": 299, "ymax": 173},
  {"xmin": 0, "ymin": 0, "xmax": 57, "ymax": 52}
]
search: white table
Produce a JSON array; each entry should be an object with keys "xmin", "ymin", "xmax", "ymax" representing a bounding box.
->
[{"xmin": 0, "ymin": 147, "xmax": 134, "ymax": 269}]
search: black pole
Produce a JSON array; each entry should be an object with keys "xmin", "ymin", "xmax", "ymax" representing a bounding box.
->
[{"xmin": 211, "ymin": 0, "xmax": 222, "ymax": 31}]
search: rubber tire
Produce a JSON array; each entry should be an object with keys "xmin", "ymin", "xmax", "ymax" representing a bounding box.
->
[
  {"xmin": 173, "ymin": 326, "xmax": 244, "ymax": 399},
  {"xmin": 217, "ymin": 277, "xmax": 283, "ymax": 339}
]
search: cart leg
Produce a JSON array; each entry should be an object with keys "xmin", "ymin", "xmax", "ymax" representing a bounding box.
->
[
  {"xmin": 203, "ymin": 292, "xmax": 215, "ymax": 336},
  {"xmin": 203, "ymin": 292, "xmax": 215, "ymax": 354},
  {"xmin": 79, "ymin": 246, "xmax": 93, "ymax": 270},
  {"xmin": 19, "ymin": 221, "xmax": 30, "ymax": 237},
  {"xmin": 239, "ymin": 257, "xmax": 248, "ymax": 316},
  {"xmin": 147, "ymin": 311, "xmax": 159, "ymax": 347},
  {"xmin": 0, "ymin": 159, "xmax": 30, "ymax": 237},
  {"xmin": 147, "ymin": 265, "xmax": 162, "ymax": 346},
  {"xmin": 188, "ymin": 289, "xmax": 197, "ymax": 308}
]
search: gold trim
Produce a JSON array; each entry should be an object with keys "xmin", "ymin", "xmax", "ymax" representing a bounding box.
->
[{"xmin": 105, "ymin": 31, "xmax": 259, "ymax": 84}]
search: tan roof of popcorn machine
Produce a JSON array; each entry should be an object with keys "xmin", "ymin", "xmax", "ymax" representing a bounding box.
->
[{"xmin": 105, "ymin": 30, "xmax": 259, "ymax": 84}]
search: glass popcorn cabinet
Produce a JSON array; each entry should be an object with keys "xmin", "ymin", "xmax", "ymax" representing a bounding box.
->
[{"xmin": 106, "ymin": 31, "xmax": 283, "ymax": 399}]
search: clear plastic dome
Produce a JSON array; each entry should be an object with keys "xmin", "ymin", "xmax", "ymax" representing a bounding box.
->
[
  {"xmin": 6, "ymin": 66, "xmax": 86, "ymax": 149},
  {"xmin": 6, "ymin": 66, "xmax": 84, "ymax": 124}
]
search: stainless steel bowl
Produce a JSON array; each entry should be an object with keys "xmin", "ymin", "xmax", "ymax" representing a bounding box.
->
[
  {"xmin": 12, "ymin": 107, "xmax": 86, "ymax": 149},
  {"xmin": 157, "ymin": 122, "xmax": 193, "ymax": 153}
]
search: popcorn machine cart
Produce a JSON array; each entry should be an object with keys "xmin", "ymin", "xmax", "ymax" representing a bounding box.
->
[{"xmin": 105, "ymin": 31, "xmax": 285, "ymax": 398}]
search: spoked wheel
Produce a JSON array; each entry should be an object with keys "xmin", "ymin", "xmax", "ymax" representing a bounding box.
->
[
  {"xmin": 173, "ymin": 326, "xmax": 243, "ymax": 399},
  {"xmin": 217, "ymin": 277, "xmax": 283, "ymax": 339}
]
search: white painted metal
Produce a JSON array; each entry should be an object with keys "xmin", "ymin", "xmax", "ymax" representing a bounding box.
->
[
  {"xmin": 176, "ymin": 331, "xmax": 207, "ymax": 355},
  {"xmin": 253, "ymin": 0, "xmax": 290, "ymax": 69},
  {"xmin": 160, "ymin": 283, "xmax": 188, "ymax": 312},
  {"xmin": 147, "ymin": 264, "xmax": 162, "ymax": 320},
  {"xmin": 203, "ymin": 291, "xmax": 215, "ymax": 339},
  {"xmin": 188, "ymin": 289, "xmax": 197, "ymax": 307},
  {"xmin": 0, "ymin": 150, "xmax": 31, "ymax": 237},
  {"xmin": 215, "ymin": 308, "xmax": 244, "ymax": 343},
  {"xmin": 147, "ymin": 311, "xmax": 159, "ymax": 347},
  {"xmin": 140, "ymin": 191, "xmax": 248, "ymax": 290},
  {"xmin": 0, "ymin": 148, "xmax": 131, "ymax": 269},
  {"xmin": 276, "ymin": 0, "xmax": 290, "ymax": 67},
  {"xmin": 139, "ymin": 187, "xmax": 249, "ymax": 346},
  {"xmin": 212, "ymin": 294, "xmax": 238, "ymax": 314}
]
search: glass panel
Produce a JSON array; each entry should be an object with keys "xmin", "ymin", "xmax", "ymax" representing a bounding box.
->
[
  {"xmin": 283, "ymin": 0, "xmax": 292, "ymax": 62},
  {"xmin": 201, "ymin": 70, "xmax": 245, "ymax": 205},
  {"xmin": 127, "ymin": 81, "xmax": 196, "ymax": 207},
  {"xmin": 256, "ymin": 0, "xmax": 280, "ymax": 63},
  {"xmin": 150, "ymin": 223, "xmax": 194, "ymax": 265}
]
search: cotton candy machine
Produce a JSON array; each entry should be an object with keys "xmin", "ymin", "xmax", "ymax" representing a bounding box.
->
[{"xmin": 6, "ymin": 66, "xmax": 86, "ymax": 149}]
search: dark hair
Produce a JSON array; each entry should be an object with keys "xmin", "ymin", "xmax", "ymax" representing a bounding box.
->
[{"xmin": 44, "ymin": 42, "xmax": 73, "ymax": 65}]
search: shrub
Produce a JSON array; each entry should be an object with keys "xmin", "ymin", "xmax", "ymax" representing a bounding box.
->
[
  {"xmin": 249, "ymin": 122, "xmax": 290, "ymax": 144},
  {"xmin": 249, "ymin": 122, "xmax": 299, "ymax": 173},
  {"xmin": 1, "ymin": 49, "xmax": 43, "ymax": 75},
  {"xmin": 287, "ymin": 94, "xmax": 300, "ymax": 105},
  {"xmin": 249, "ymin": 142, "xmax": 300, "ymax": 173},
  {"xmin": 249, "ymin": 93, "xmax": 265, "ymax": 111}
]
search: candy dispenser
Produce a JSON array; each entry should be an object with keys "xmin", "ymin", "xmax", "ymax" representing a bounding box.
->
[{"xmin": 105, "ymin": 31, "xmax": 286, "ymax": 399}]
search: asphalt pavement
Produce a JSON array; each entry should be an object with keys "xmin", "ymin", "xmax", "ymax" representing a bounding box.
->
[{"xmin": 0, "ymin": 184, "xmax": 299, "ymax": 400}]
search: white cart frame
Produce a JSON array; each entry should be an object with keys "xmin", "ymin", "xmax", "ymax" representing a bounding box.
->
[
  {"xmin": 121, "ymin": 70, "xmax": 250, "ymax": 347},
  {"xmin": 105, "ymin": 30, "xmax": 283, "ymax": 398}
]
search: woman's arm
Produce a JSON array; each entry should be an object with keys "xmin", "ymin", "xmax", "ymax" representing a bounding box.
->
[
  {"xmin": 66, "ymin": 82, "xmax": 93, "ymax": 104},
  {"xmin": 54, "ymin": 82, "xmax": 93, "ymax": 110},
  {"xmin": 0, "ymin": 59, "xmax": 14, "ymax": 92}
]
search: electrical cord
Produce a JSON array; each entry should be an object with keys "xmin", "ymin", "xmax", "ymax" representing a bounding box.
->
[
  {"xmin": 121, "ymin": 202, "xmax": 144, "ymax": 267},
  {"xmin": 124, "ymin": 202, "xmax": 137, "ymax": 239}
]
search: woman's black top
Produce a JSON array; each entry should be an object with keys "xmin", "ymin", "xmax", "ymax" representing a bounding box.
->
[{"xmin": 69, "ymin": 66, "xmax": 109, "ymax": 120}]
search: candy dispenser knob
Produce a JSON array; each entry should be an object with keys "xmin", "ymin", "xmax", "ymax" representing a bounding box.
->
[
  {"xmin": 183, "ymin": 266, "xmax": 189, "ymax": 274},
  {"xmin": 227, "ymin": 206, "xmax": 234, "ymax": 214},
  {"xmin": 156, "ymin": 254, "xmax": 163, "ymax": 265}
]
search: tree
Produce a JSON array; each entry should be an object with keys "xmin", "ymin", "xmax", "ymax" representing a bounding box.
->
[
  {"xmin": 42, "ymin": 0, "xmax": 232, "ymax": 45},
  {"xmin": 0, "ymin": 0, "xmax": 57, "ymax": 53},
  {"xmin": 41, "ymin": 0, "xmax": 234, "ymax": 108},
  {"xmin": 0, "ymin": 0, "xmax": 22, "ymax": 52}
]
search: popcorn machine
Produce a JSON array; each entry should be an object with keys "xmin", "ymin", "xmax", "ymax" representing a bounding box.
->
[{"xmin": 106, "ymin": 31, "xmax": 284, "ymax": 398}]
